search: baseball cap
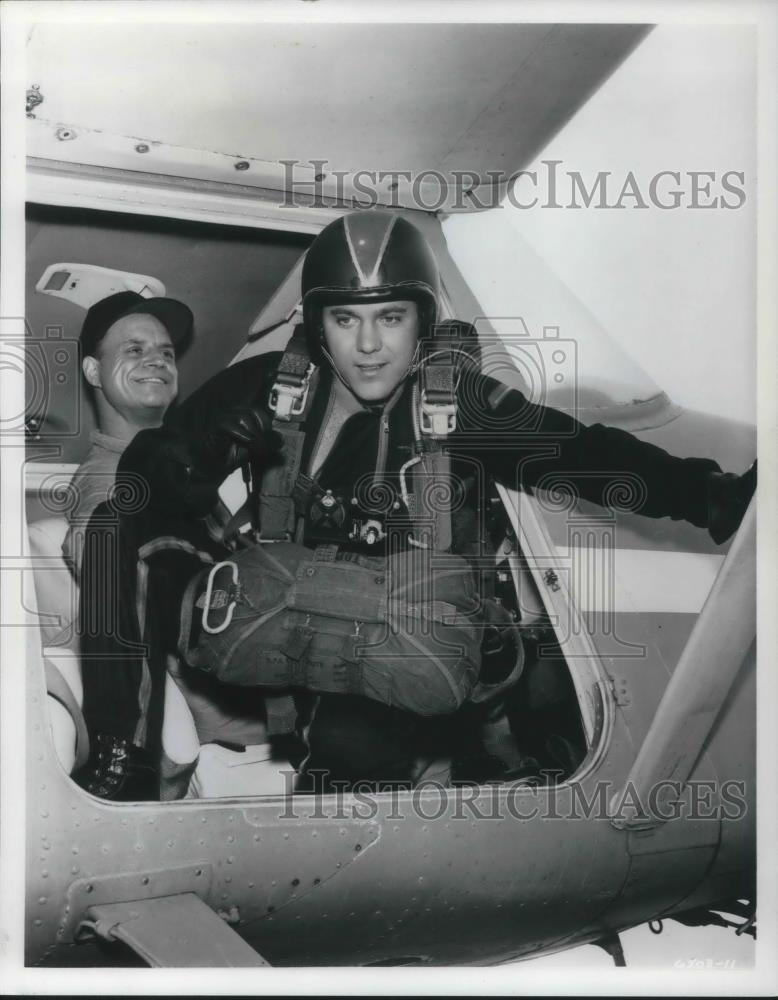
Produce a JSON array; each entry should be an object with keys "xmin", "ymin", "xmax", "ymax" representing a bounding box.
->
[{"xmin": 80, "ymin": 291, "xmax": 194, "ymax": 358}]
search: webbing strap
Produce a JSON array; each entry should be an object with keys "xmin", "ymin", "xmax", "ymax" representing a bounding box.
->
[
  {"xmin": 268, "ymin": 326, "xmax": 315, "ymax": 422},
  {"xmin": 420, "ymin": 356, "xmax": 457, "ymax": 438},
  {"xmin": 403, "ymin": 440, "xmax": 454, "ymax": 554},
  {"xmin": 287, "ymin": 655, "xmax": 365, "ymax": 700},
  {"xmin": 259, "ymin": 328, "xmax": 319, "ymax": 540},
  {"xmin": 264, "ymin": 692, "xmax": 298, "ymax": 736},
  {"xmin": 414, "ymin": 341, "xmax": 465, "ymax": 553},
  {"xmin": 258, "ymin": 426, "xmax": 307, "ymax": 540}
]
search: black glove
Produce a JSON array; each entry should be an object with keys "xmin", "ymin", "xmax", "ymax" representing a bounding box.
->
[
  {"xmin": 73, "ymin": 734, "xmax": 159, "ymax": 801},
  {"xmin": 195, "ymin": 400, "xmax": 283, "ymax": 483},
  {"xmin": 707, "ymin": 460, "xmax": 756, "ymax": 544},
  {"xmin": 118, "ymin": 426, "xmax": 220, "ymax": 517},
  {"xmin": 118, "ymin": 404, "xmax": 283, "ymax": 517}
]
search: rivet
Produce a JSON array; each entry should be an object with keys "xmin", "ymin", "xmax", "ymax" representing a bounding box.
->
[
  {"xmin": 227, "ymin": 834, "xmax": 234, "ymax": 843},
  {"xmin": 34, "ymin": 919, "xmax": 42, "ymax": 927},
  {"xmin": 291, "ymin": 878, "xmax": 300, "ymax": 887},
  {"xmin": 141, "ymin": 877, "xmax": 149, "ymax": 885},
  {"xmin": 313, "ymin": 878, "xmax": 321, "ymax": 886},
  {"xmin": 227, "ymin": 856, "xmax": 234, "ymax": 864},
  {"xmin": 314, "ymin": 172, "xmax": 326, "ymax": 182},
  {"xmin": 355, "ymin": 844, "xmax": 362, "ymax": 852},
  {"xmin": 135, "ymin": 143, "xmax": 150, "ymax": 153},
  {"xmin": 85, "ymin": 884, "xmax": 92, "ymax": 893},
  {"xmin": 234, "ymin": 160, "xmax": 250, "ymax": 171},
  {"xmin": 38, "ymin": 897, "xmax": 47, "ymax": 905}
]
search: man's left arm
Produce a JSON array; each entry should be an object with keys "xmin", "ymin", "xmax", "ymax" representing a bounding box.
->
[{"xmin": 467, "ymin": 372, "xmax": 755, "ymax": 543}]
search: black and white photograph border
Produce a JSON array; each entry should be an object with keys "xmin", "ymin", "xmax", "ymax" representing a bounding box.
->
[{"xmin": 0, "ymin": 0, "xmax": 776, "ymax": 995}]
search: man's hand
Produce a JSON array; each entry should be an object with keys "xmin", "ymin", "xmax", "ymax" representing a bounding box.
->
[
  {"xmin": 118, "ymin": 404, "xmax": 282, "ymax": 517},
  {"xmin": 707, "ymin": 461, "xmax": 757, "ymax": 545},
  {"xmin": 197, "ymin": 401, "xmax": 282, "ymax": 482}
]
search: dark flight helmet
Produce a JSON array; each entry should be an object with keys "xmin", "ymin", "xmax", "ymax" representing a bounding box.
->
[{"xmin": 301, "ymin": 210, "xmax": 441, "ymax": 359}]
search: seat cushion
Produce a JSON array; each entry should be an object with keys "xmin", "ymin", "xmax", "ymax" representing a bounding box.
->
[{"xmin": 28, "ymin": 516, "xmax": 79, "ymax": 650}]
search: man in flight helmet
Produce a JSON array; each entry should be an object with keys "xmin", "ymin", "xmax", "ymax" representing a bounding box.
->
[{"xmin": 74, "ymin": 209, "xmax": 756, "ymax": 799}]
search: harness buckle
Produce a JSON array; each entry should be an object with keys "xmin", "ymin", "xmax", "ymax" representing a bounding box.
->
[
  {"xmin": 419, "ymin": 391, "xmax": 457, "ymax": 437},
  {"xmin": 269, "ymin": 362, "xmax": 315, "ymax": 421}
]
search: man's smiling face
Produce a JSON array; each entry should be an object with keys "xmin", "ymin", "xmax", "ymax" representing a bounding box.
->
[
  {"xmin": 321, "ymin": 299, "xmax": 419, "ymax": 403},
  {"xmin": 83, "ymin": 313, "xmax": 178, "ymax": 427}
]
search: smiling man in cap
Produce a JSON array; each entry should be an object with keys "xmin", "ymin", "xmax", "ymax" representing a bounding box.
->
[{"xmin": 63, "ymin": 290, "xmax": 193, "ymax": 574}]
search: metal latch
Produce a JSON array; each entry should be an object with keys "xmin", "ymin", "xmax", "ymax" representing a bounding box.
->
[
  {"xmin": 419, "ymin": 392, "xmax": 456, "ymax": 437},
  {"xmin": 269, "ymin": 363, "xmax": 315, "ymax": 421}
]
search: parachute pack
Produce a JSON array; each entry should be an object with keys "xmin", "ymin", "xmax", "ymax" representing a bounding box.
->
[{"xmin": 178, "ymin": 324, "xmax": 524, "ymax": 724}]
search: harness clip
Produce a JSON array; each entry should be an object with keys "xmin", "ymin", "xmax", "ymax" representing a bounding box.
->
[
  {"xmin": 419, "ymin": 391, "xmax": 457, "ymax": 437},
  {"xmin": 269, "ymin": 362, "xmax": 315, "ymax": 421}
]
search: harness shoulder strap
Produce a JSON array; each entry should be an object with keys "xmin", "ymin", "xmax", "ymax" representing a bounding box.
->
[
  {"xmin": 259, "ymin": 328, "xmax": 318, "ymax": 542},
  {"xmin": 407, "ymin": 324, "xmax": 482, "ymax": 553}
]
